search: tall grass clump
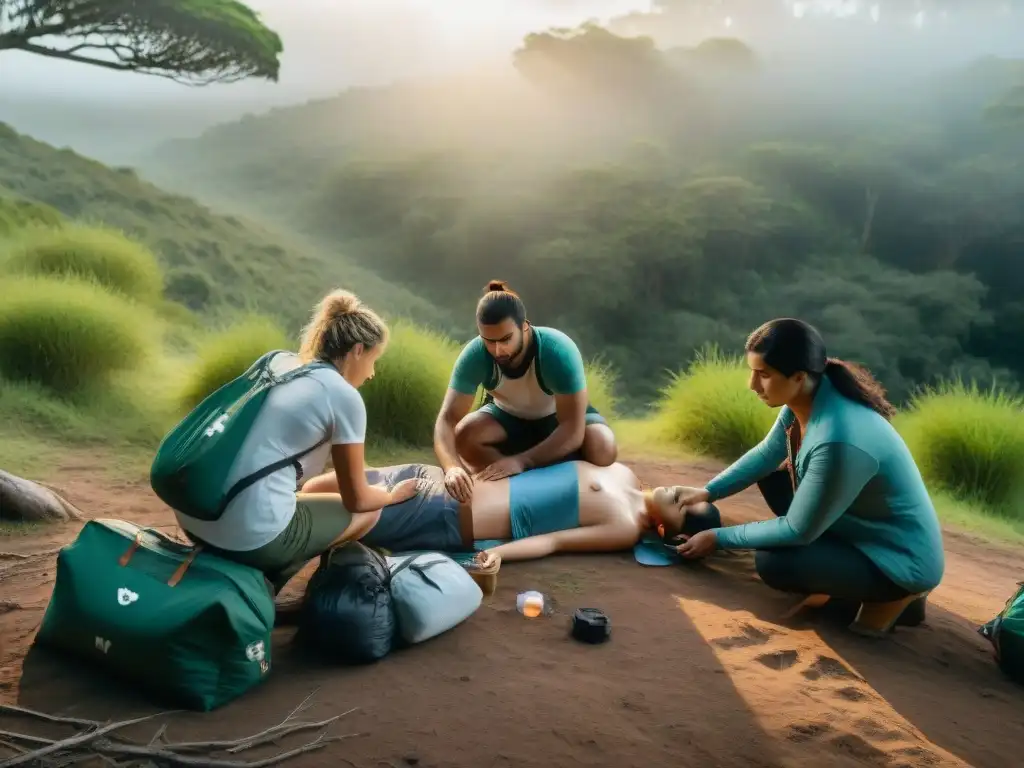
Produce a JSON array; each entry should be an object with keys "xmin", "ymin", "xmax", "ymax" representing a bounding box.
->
[
  {"xmin": 897, "ymin": 379, "xmax": 1024, "ymax": 512},
  {"xmin": 653, "ymin": 346, "xmax": 775, "ymax": 462},
  {"xmin": 362, "ymin": 321, "xmax": 461, "ymax": 445},
  {"xmin": 179, "ymin": 315, "xmax": 292, "ymax": 411},
  {"xmin": 0, "ymin": 196, "xmax": 64, "ymax": 236},
  {"xmin": 0, "ymin": 275, "xmax": 155, "ymax": 395},
  {"xmin": 583, "ymin": 358, "xmax": 620, "ymax": 422},
  {"xmin": 3, "ymin": 225, "xmax": 163, "ymax": 305}
]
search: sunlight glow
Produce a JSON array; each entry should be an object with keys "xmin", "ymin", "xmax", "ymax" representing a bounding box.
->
[
  {"xmin": 671, "ymin": 595, "xmax": 961, "ymax": 764},
  {"xmin": 402, "ymin": 0, "xmax": 645, "ymax": 42}
]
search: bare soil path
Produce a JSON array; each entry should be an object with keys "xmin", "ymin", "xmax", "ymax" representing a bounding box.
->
[{"xmin": 1, "ymin": 454, "xmax": 1022, "ymax": 768}]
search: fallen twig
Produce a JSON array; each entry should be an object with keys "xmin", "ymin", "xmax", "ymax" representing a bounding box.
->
[
  {"xmin": 148, "ymin": 724, "xmax": 168, "ymax": 747},
  {"xmin": 0, "ymin": 729, "xmax": 55, "ymax": 745},
  {"xmin": 0, "ymin": 690, "xmax": 361, "ymax": 768},
  {"xmin": 0, "ymin": 711, "xmax": 171, "ymax": 767},
  {"xmin": 92, "ymin": 732, "xmax": 355, "ymax": 768},
  {"xmin": 167, "ymin": 715, "xmax": 348, "ymax": 754},
  {"xmin": 226, "ymin": 714, "xmax": 357, "ymax": 755},
  {"xmin": 0, "ymin": 705, "xmax": 101, "ymax": 729},
  {"xmin": 0, "ymin": 739, "xmax": 27, "ymax": 755}
]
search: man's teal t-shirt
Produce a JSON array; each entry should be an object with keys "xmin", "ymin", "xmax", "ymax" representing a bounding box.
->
[
  {"xmin": 705, "ymin": 376, "xmax": 945, "ymax": 595},
  {"xmin": 448, "ymin": 326, "xmax": 586, "ymax": 420}
]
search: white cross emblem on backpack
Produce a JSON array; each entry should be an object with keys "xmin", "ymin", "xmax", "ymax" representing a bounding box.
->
[{"xmin": 205, "ymin": 414, "xmax": 229, "ymax": 438}]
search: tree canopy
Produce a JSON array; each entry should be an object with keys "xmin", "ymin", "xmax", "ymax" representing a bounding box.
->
[
  {"xmin": 146, "ymin": 23, "xmax": 1024, "ymax": 408},
  {"xmin": 0, "ymin": 0, "xmax": 282, "ymax": 85}
]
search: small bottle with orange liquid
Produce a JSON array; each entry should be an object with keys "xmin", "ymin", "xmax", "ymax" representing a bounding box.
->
[{"xmin": 517, "ymin": 590, "xmax": 545, "ymax": 618}]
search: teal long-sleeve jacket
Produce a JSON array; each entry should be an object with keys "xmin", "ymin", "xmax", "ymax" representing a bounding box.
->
[{"xmin": 706, "ymin": 377, "xmax": 945, "ymax": 594}]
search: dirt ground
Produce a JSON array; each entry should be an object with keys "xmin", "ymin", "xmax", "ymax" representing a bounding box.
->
[{"xmin": 2, "ymin": 455, "xmax": 1024, "ymax": 768}]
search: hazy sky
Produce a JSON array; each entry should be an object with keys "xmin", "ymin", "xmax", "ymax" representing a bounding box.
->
[
  {"xmin": 2, "ymin": 0, "xmax": 649, "ymax": 106},
  {"xmin": 1, "ymin": 0, "xmax": 1018, "ymax": 163}
]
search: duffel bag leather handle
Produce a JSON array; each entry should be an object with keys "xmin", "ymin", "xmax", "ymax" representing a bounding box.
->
[
  {"xmin": 118, "ymin": 531, "xmax": 144, "ymax": 566},
  {"xmin": 167, "ymin": 546, "xmax": 201, "ymax": 587},
  {"xmin": 119, "ymin": 530, "xmax": 202, "ymax": 587}
]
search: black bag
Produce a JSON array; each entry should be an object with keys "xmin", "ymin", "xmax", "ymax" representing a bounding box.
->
[{"xmin": 296, "ymin": 541, "xmax": 395, "ymax": 665}]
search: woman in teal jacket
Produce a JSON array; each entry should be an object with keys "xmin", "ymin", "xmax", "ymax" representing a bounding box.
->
[{"xmin": 672, "ymin": 318, "xmax": 945, "ymax": 636}]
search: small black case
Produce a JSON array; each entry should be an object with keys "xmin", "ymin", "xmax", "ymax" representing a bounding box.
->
[{"xmin": 571, "ymin": 608, "xmax": 611, "ymax": 644}]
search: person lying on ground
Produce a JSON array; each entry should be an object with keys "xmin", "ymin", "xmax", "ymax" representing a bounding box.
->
[
  {"xmin": 173, "ymin": 289, "xmax": 422, "ymax": 594},
  {"xmin": 667, "ymin": 318, "xmax": 945, "ymax": 634},
  {"xmin": 300, "ymin": 460, "xmax": 716, "ymax": 565},
  {"xmin": 433, "ymin": 280, "xmax": 618, "ymax": 504}
]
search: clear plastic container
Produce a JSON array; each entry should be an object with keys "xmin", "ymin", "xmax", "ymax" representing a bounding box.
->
[{"xmin": 517, "ymin": 590, "xmax": 545, "ymax": 618}]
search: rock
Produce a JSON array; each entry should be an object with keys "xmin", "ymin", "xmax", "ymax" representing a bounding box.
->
[{"xmin": 0, "ymin": 470, "xmax": 84, "ymax": 523}]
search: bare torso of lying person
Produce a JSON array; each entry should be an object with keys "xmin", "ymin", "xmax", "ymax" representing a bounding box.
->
[{"xmin": 470, "ymin": 460, "xmax": 646, "ymax": 541}]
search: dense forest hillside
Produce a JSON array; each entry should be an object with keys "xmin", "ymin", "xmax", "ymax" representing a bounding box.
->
[
  {"xmin": 144, "ymin": 25, "xmax": 1024, "ymax": 409},
  {"xmin": 0, "ymin": 124, "xmax": 452, "ymax": 334}
]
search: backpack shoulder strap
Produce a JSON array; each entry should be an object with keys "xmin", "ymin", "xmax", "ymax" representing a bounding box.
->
[
  {"xmin": 532, "ymin": 327, "xmax": 553, "ymax": 396},
  {"xmin": 480, "ymin": 341, "xmax": 501, "ymax": 392},
  {"xmin": 217, "ymin": 433, "xmax": 331, "ymax": 516},
  {"xmin": 215, "ymin": 356, "xmax": 340, "ymax": 515}
]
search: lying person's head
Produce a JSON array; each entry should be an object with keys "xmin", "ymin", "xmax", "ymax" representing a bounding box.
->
[{"xmin": 643, "ymin": 486, "xmax": 720, "ymax": 541}]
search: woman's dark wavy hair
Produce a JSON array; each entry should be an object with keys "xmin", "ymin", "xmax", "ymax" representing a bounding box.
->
[{"xmin": 745, "ymin": 318, "xmax": 896, "ymax": 420}]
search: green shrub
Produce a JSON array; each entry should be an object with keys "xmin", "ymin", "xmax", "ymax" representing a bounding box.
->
[
  {"xmin": 164, "ymin": 267, "xmax": 217, "ymax": 311},
  {"xmin": 0, "ymin": 196, "xmax": 64, "ymax": 235},
  {"xmin": 362, "ymin": 321, "xmax": 461, "ymax": 445},
  {"xmin": 4, "ymin": 225, "xmax": 163, "ymax": 304},
  {"xmin": 0, "ymin": 276, "xmax": 155, "ymax": 395},
  {"xmin": 178, "ymin": 315, "xmax": 292, "ymax": 411},
  {"xmin": 897, "ymin": 379, "xmax": 1024, "ymax": 512},
  {"xmin": 653, "ymin": 346, "xmax": 775, "ymax": 462},
  {"xmin": 584, "ymin": 358, "xmax": 619, "ymax": 421}
]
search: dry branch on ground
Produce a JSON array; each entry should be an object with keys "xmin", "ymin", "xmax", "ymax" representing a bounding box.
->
[{"xmin": 0, "ymin": 691, "xmax": 362, "ymax": 768}]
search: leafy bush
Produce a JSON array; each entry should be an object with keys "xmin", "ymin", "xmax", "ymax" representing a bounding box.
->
[
  {"xmin": 0, "ymin": 276, "xmax": 154, "ymax": 395},
  {"xmin": 653, "ymin": 346, "xmax": 775, "ymax": 462},
  {"xmin": 179, "ymin": 315, "xmax": 292, "ymax": 410},
  {"xmin": 897, "ymin": 380, "xmax": 1024, "ymax": 513},
  {"xmin": 3, "ymin": 225, "xmax": 163, "ymax": 304},
  {"xmin": 362, "ymin": 321, "xmax": 461, "ymax": 445}
]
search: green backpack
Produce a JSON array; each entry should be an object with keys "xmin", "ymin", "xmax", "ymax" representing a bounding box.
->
[
  {"xmin": 34, "ymin": 519, "xmax": 275, "ymax": 711},
  {"xmin": 980, "ymin": 582, "xmax": 1024, "ymax": 685},
  {"xmin": 150, "ymin": 350, "xmax": 335, "ymax": 522}
]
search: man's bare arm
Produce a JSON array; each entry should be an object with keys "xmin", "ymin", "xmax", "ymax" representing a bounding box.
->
[
  {"xmin": 517, "ymin": 390, "xmax": 588, "ymax": 470},
  {"xmin": 433, "ymin": 388, "xmax": 476, "ymax": 473}
]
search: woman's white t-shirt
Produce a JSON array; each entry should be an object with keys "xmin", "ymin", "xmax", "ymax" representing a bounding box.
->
[{"xmin": 173, "ymin": 352, "xmax": 366, "ymax": 552}]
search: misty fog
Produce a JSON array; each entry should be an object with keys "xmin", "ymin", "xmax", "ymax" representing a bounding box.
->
[
  {"xmin": 2, "ymin": 0, "xmax": 1021, "ymax": 163},
  {"xmin": 0, "ymin": 0, "xmax": 644, "ymax": 161}
]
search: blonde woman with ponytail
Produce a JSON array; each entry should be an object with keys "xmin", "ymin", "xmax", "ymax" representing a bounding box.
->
[{"xmin": 175, "ymin": 289, "xmax": 420, "ymax": 595}]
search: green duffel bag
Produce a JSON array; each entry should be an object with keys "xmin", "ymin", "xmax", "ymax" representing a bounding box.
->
[
  {"xmin": 34, "ymin": 518, "xmax": 275, "ymax": 712},
  {"xmin": 980, "ymin": 581, "xmax": 1024, "ymax": 686}
]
